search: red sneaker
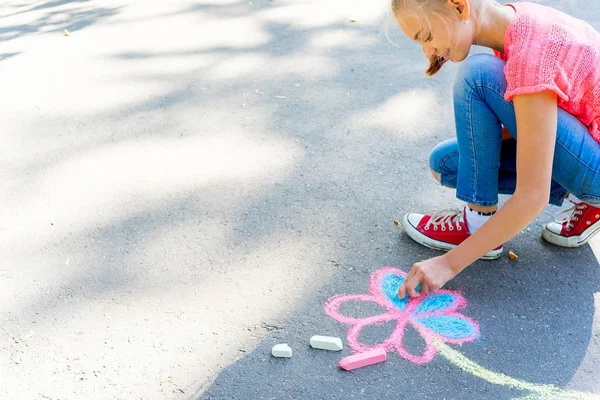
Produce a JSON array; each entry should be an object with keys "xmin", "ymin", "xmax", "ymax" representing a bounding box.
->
[
  {"xmin": 402, "ymin": 207, "xmax": 503, "ymax": 260},
  {"xmin": 542, "ymin": 201, "xmax": 600, "ymax": 247}
]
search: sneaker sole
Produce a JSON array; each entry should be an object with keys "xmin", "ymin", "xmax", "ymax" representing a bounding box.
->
[
  {"xmin": 402, "ymin": 214, "xmax": 503, "ymax": 260},
  {"xmin": 542, "ymin": 219, "xmax": 600, "ymax": 248}
]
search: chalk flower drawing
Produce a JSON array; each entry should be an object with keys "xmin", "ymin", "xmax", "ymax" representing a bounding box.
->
[
  {"xmin": 325, "ymin": 267, "xmax": 478, "ymax": 364},
  {"xmin": 325, "ymin": 267, "xmax": 600, "ymax": 400}
]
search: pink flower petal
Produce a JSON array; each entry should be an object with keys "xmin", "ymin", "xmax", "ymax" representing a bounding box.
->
[
  {"xmin": 325, "ymin": 294, "xmax": 392, "ymax": 325},
  {"xmin": 346, "ymin": 314, "xmax": 406, "ymax": 353},
  {"xmin": 395, "ymin": 321, "xmax": 440, "ymax": 364}
]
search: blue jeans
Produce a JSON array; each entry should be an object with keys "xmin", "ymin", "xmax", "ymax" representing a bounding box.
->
[{"xmin": 430, "ymin": 53, "xmax": 600, "ymax": 207}]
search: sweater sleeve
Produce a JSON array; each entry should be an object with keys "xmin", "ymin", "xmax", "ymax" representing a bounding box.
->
[{"xmin": 502, "ymin": 12, "xmax": 569, "ymax": 102}]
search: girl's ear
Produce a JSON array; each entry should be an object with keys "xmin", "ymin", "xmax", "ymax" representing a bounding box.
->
[{"xmin": 448, "ymin": 0, "xmax": 471, "ymax": 21}]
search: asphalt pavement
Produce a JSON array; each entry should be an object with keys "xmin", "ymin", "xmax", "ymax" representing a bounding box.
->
[{"xmin": 1, "ymin": 1, "xmax": 599, "ymax": 399}]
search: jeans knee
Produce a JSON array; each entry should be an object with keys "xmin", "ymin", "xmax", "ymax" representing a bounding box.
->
[
  {"xmin": 429, "ymin": 139, "xmax": 459, "ymax": 177},
  {"xmin": 453, "ymin": 53, "xmax": 505, "ymax": 96}
]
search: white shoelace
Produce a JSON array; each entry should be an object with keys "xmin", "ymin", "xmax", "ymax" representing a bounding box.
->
[
  {"xmin": 554, "ymin": 202, "xmax": 587, "ymax": 231},
  {"xmin": 424, "ymin": 209, "xmax": 464, "ymax": 232}
]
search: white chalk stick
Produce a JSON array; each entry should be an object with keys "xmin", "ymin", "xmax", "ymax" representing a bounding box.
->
[
  {"xmin": 272, "ymin": 343, "xmax": 292, "ymax": 358},
  {"xmin": 339, "ymin": 348, "xmax": 387, "ymax": 371},
  {"xmin": 309, "ymin": 335, "xmax": 343, "ymax": 351}
]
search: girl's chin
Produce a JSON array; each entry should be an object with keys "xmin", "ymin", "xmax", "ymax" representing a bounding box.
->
[
  {"xmin": 451, "ymin": 53, "xmax": 462, "ymax": 63},
  {"xmin": 453, "ymin": 48, "xmax": 471, "ymax": 62}
]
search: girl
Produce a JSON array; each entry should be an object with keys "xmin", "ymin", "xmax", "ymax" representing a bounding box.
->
[{"xmin": 392, "ymin": 0, "xmax": 600, "ymax": 298}]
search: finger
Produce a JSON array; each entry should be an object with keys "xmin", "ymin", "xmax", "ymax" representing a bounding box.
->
[
  {"xmin": 398, "ymin": 268, "xmax": 416, "ymax": 299},
  {"xmin": 398, "ymin": 282, "xmax": 406, "ymax": 299},
  {"xmin": 429, "ymin": 282, "xmax": 441, "ymax": 292},
  {"xmin": 398, "ymin": 272, "xmax": 413, "ymax": 299},
  {"xmin": 405, "ymin": 272, "xmax": 422, "ymax": 298},
  {"xmin": 405, "ymin": 264, "xmax": 425, "ymax": 298},
  {"xmin": 421, "ymin": 282, "xmax": 430, "ymax": 295},
  {"xmin": 407, "ymin": 282, "xmax": 420, "ymax": 298}
]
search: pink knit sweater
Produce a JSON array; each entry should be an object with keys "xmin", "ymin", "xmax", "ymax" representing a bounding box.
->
[{"xmin": 493, "ymin": 2, "xmax": 600, "ymax": 143}]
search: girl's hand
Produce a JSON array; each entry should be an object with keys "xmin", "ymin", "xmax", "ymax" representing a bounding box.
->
[{"xmin": 398, "ymin": 256, "xmax": 457, "ymax": 298}]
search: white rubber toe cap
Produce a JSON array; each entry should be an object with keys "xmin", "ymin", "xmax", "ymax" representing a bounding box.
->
[
  {"xmin": 545, "ymin": 222, "xmax": 563, "ymax": 235},
  {"xmin": 405, "ymin": 213, "xmax": 425, "ymax": 228}
]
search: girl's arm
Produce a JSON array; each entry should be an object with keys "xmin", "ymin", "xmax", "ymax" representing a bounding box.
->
[
  {"xmin": 445, "ymin": 90, "xmax": 558, "ymax": 270},
  {"xmin": 399, "ymin": 91, "xmax": 558, "ymax": 298}
]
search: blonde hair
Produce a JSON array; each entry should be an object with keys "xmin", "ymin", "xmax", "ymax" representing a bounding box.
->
[{"xmin": 387, "ymin": 0, "xmax": 497, "ymax": 75}]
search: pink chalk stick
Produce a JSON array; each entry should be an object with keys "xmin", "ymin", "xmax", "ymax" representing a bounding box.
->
[{"xmin": 339, "ymin": 348, "xmax": 387, "ymax": 371}]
